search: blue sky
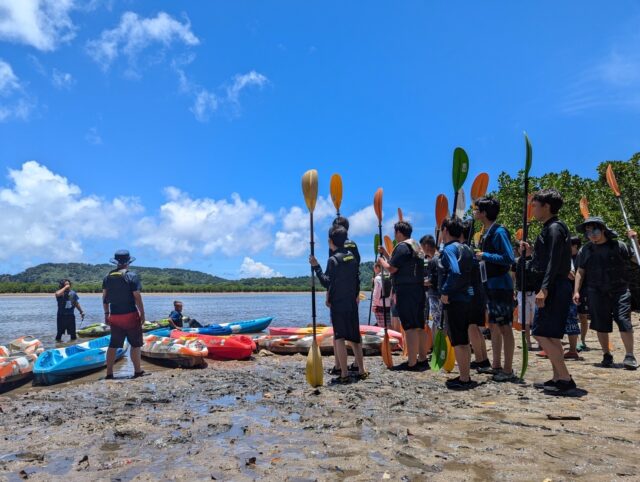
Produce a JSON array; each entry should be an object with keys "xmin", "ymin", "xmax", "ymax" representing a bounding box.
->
[{"xmin": 1, "ymin": 1, "xmax": 639, "ymax": 277}]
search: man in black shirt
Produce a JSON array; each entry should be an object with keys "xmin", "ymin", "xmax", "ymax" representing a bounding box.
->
[
  {"xmin": 573, "ymin": 217, "xmax": 638, "ymax": 370},
  {"xmin": 378, "ymin": 221, "xmax": 428, "ymax": 371},
  {"xmin": 521, "ymin": 189, "xmax": 576, "ymax": 395},
  {"xmin": 311, "ymin": 226, "xmax": 367, "ymax": 383}
]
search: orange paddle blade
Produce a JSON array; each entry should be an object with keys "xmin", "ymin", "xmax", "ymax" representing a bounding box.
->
[
  {"xmin": 579, "ymin": 197, "xmax": 590, "ymax": 220},
  {"xmin": 606, "ymin": 164, "xmax": 621, "ymax": 197},
  {"xmin": 397, "ymin": 207, "xmax": 403, "ymax": 221},
  {"xmin": 527, "ymin": 194, "xmax": 534, "ymax": 221},
  {"xmin": 470, "ymin": 173, "xmax": 489, "ymax": 201},
  {"xmin": 374, "ymin": 188, "xmax": 383, "ymax": 222},
  {"xmin": 515, "ymin": 228, "xmax": 523, "ymax": 241},
  {"xmin": 330, "ymin": 174, "xmax": 343, "ymax": 212},
  {"xmin": 435, "ymin": 194, "xmax": 449, "ymax": 227},
  {"xmin": 381, "ymin": 332, "xmax": 393, "ymax": 368},
  {"xmin": 384, "ymin": 235, "xmax": 394, "ymax": 255}
]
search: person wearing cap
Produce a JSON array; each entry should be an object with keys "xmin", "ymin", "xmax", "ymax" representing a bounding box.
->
[
  {"xmin": 102, "ymin": 250, "xmax": 146, "ymax": 379},
  {"xmin": 573, "ymin": 217, "xmax": 638, "ymax": 370}
]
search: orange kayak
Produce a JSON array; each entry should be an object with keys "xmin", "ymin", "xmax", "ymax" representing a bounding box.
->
[{"xmin": 170, "ymin": 331, "xmax": 255, "ymax": 361}]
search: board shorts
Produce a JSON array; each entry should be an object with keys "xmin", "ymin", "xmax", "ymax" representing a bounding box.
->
[
  {"xmin": 444, "ymin": 301, "xmax": 471, "ymax": 347},
  {"xmin": 373, "ymin": 306, "xmax": 391, "ymax": 328},
  {"xmin": 108, "ymin": 312, "xmax": 143, "ymax": 348},
  {"xmin": 331, "ymin": 305, "xmax": 362, "ymax": 343},
  {"xmin": 394, "ymin": 284, "xmax": 426, "ymax": 331},
  {"xmin": 428, "ymin": 294, "xmax": 442, "ymax": 329},
  {"xmin": 587, "ymin": 288, "xmax": 632, "ymax": 333},
  {"xmin": 564, "ymin": 303, "xmax": 581, "ymax": 336},
  {"xmin": 532, "ymin": 279, "xmax": 572, "ymax": 339},
  {"xmin": 469, "ymin": 292, "xmax": 487, "ymax": 326},
  {"xmin": 486, "ymin": 289, "xmax": 514, "ymax": 326},
  {"xmin": 517, "ymin": 291, "xmax": 536, "ymax": 328}
]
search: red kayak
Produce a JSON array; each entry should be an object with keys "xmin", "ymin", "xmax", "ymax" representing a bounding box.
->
[
  {"xmin": 268, "ymin": 325, "xmax": 404, "ymax": 345},
  {"xmin": 170, "ymin": 331, "xmax": 255, "ymax": 360}
]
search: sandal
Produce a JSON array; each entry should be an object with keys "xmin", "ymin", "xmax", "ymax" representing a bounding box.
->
[
  {"xmin": 328, "ymin": 366, "xmax": 340, "ymax": 375},
  {"xmin": 331, "ymin": 376, "xmax": 352, "ymax": 385},
  {"xmin": 133, "ymin": 371, "xmax": 146, "ymax": 378},
  {"xmin": 356, "ymin": 371, "xmax": 369, "ymax": 381}
]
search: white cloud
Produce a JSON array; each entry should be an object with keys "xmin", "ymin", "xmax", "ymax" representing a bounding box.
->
[
  {"xmin": 0, "ymin": 0, "xmax": 76, "ymax": 51},
  {"xmin": 51, "ymin": 68, "xmax": 74, "ymax": 89},
  {"xmin": 239, "ymin": 257, "xmax": 281, "ymax": 278},
  {"xmin": 274, "ymin": 197, "xmax": 335, "ymax": 258},
  {"xmin": 86, "ymin": 11, "xmax": 199, "ymax": 71},
  {"xmin": 227, "ymin": 70, "xmax": 268, "ymax": 103},
  {"xmin": 0, "ymin": 59, "xmax": 35, "ymax": 122},
  {"xmin": 347, "ymin": 205, "xmax": 378, "ymax": 237},
  {"xmin": 0, "ymin": 161, "xmax": 142, "ymax": 264},
  {"xmin": 190, "ymin": 89, "xmax": 218, "ymax": 121},
  {"xmin": 85, "ymin": 127, "xmax": 102, "ymax": 145},
  {"xmin": 135, "ymin": 188, "xmax": 275, "ymax": 264}
]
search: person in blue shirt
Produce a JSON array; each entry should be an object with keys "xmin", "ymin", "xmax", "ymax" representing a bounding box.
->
[
  {"xmin": 54, "ymin": 279, "xmax": 85, "ymax": 342},
  {"xmin": 438, "ymin": 216, "xmax": 477, "ymax": 390},
  {"xmin": 474, "ymin": 197, "xmax": 516, "ymax": 382},
  {"xmin": 169, "ymin": 300, "xmax": 186, "ymax": 329}
]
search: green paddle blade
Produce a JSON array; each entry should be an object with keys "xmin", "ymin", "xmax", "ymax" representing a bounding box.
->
[
  {"xmin": 374, "ymin": 234, "xmax": 381, "ymax": 257},
  {"xmin": 452, "ymin": 147, "xmax": 470, "ymax": 192},
  {"xmin": 520, "ymin": 331, "xmax": 529, "ymax": 379},
  {"xmin": 524, "ymin": 132, "xmax": 532, "ymax": 176},
  {"xmin": 430, "ymin": 329, "xmax": 447, "ymax": 371}
]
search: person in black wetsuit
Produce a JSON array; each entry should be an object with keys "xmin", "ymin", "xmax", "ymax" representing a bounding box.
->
[
  {"xmin": 521, "ymin": 189, "xmax": 576, "ymax": 395},
  {"xmin": 310, "ymin": 225, "xmax": 367, "ymax": 383},
  {"xmin": 54, "ymin": 279, "xmax": 84, "ymax": 342}
]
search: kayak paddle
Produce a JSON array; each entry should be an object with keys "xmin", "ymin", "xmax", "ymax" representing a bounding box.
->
[
  {"xmin": 579, "ymin": 196, "xmax": 590, "ymax": 220},
  {"xmin": 397, "ymin": 207, "xmax": 404, "ymax": 221},
  {"xmin": 452, "ymin": 147, "xmax": 469, "ymax": 217},
  {"xmin": 374, "ymin": 188, "xmax": 394, "ymax": 369},
  {"xmin": 368, "ymin": 234, "xmax": 381, "ymax": 326},
  {"xmin": 455, "ymin": 188, "xmax": 466, "ymax": 219},
  {"xmin": 330, "ymin": 173, "xmax": 343, "ymax": 216},
  {"xmin": 302, "ymin": 169, "xmax": 323, "ymax": 387},
  {"xmin": 519, "ymin": 133, "xmax": 533, "ymax": 380},
  {"xmin": 468, "ymin": 173, "xmax": 489, "ymax": 245},
  {"xmin": 434, "ymin": 194, "xmax": 449, "ymax": 245},
  {"xmin": 606, "ymin": 164, "xmax": 640, "ymax": 264},
  {"xmin": 430, "ymin": 308, "xmax": 447, "ymax": 371},
  {"xmin": 443, "ymin": 335, "xmax": 456, "ymax": 372}
]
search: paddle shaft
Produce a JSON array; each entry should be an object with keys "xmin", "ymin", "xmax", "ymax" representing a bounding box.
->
[
  {"xmin": 367, "ymin": 278, "xmax": 374, "ymax": 325},
  {"xmin": 519, "ymin": 173, "xmax": 529, "ymax": 377},
  {"xmin": 615, "ymin": 196, "xmax": 640, "ymax": 265},
  {"xmin": 309, "ymin": 212, "xmax": 317, "ymax": 341}
]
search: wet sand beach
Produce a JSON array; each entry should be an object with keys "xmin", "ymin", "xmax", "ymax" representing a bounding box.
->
[{"xmin": 1, "ymin": 317, "xmax": 639, "ymax": 481}]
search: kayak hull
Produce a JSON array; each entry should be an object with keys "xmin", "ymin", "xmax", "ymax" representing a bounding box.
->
[
  {"xmin": 152, "ymin": 316, "xmax": 273, "ymax": 337},
  {"xmin": 256, "ymin": 334, "xmax": 401, "ymax": 356},
  {"xmin": 33, "ymin": 335, "xmax": 127, "ymax": 386},
  {"xmin": 170, "ymin": 331, "xmax": 255, "ymax": 360},
  {"xmin": 141, "ymin": 335, "xmax": 208, "ymax": 368},
  {"xmin": 269, "ymin": 325, "xmax": 404, "ymax": 345}
]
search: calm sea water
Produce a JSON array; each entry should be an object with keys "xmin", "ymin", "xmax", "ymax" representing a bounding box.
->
[{"xmin": 0, "ymin": 293, "xmax": 374, "ymax": 347}]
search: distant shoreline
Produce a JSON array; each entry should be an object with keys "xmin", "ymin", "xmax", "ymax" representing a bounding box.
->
[{"xmin": 0, "ymin": 291, "xmax": 372, "ymax": 297}]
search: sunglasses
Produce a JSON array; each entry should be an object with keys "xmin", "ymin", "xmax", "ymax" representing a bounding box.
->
[{"xmin": 585, "ymin": 228, "xmax": 602, "ymax": 236}]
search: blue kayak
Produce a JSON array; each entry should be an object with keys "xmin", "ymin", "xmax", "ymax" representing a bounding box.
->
[
  {"xmin": 151, "ymin": 317, "xmax": 273, "ymax": 337},
  {"xmin": 33, "ymin": 335, "xmax": 127, "ymax": 385}
]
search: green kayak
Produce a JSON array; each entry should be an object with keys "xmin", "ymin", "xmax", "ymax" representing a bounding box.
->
[{"xmin": 77, "ymin": 319, "xmax": 171, "ymax": 338}]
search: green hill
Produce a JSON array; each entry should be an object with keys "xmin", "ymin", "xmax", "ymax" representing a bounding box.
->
[{"xmin": 0, "ymin": 262, "xmax": 375, "ymax": 293}]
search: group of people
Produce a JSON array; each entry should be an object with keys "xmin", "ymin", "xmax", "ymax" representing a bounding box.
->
[
  {"xmin": 55, "ymin": 250, "xmax": 199, "ymax": 380},
  {"xmin": 312, "ymin": 189, "xmax": 638, "ymax": 395}
]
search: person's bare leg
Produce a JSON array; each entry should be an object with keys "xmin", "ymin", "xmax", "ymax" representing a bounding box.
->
[
  {"xmin": 620, "ymin": 331, "xmax": 634, "ymax": 355},
  {"xmin": 500, "ymin": 325, "xmax": 514, "ymax": 373},
  {"xmin": 350, "ymin": 342, "xmax": 365, "ymax": 374},
  {"xmin": 525, "ymin": 326, "xmax": 532, "ymax": 349},
  {"xmin": 579, "ymin": 314, "xmax": 589, "ymax": 344},
  {"xmin": 489, "ymin": 324, "xmax": 503, "ymax": 369},
  {"xmin": 417, "ymin": 328, "xmax": 429, "ymax": 361},
  {"xmin": 597, "ymin": 332, "xmax": 610, "ymax": 354},
  {"xmin": 568, "ymin": 334, "xmax": 578, "ymax": 353},
  {"xmin": 454, "ymin": 344, "xmax": 471, "ymax": 382},
  {"xmin": 106, "ymin": 348, "xmax": 117, "ymax": 376},
  {"xmin": 130, "ymin": 347, "xmax": 142, "ymax": 374},
  {"xmin": 334, "ymin": 339, "xmax": 348, "ymax": 378},
  {"xmin": 405, "ymin": 329, "xmax": 419, "ymax": 366},
  {"xmin": 468, "ymin": 325, "xmax": 487, "ymax": 362},
  {"xmin": 537, "ymin": 336, "xmax": 570, "ymax": 380}
]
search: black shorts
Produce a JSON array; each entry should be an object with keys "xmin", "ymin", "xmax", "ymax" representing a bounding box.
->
[
  {"xmin": 577, "ymin": 296, "xmax": 589, "ymax": 315},
  {"xmin": 444, "ymin": 302, "xmax": 471, "ymax": 346},
  {"xmin": 469, "ymin": 293, "xmax": 487, "ymax": 326},
  {"xmin": 486, "ymin": 289, "xmax": 514, "ymax": 326},
  {"xmin": 394, "ymin": 284, "xmax": 426, "ymax": 331},
  {"xmin": 331, "ymin": 304, "xmax": 362, "ymax": 343},
  {"xmin": 532, "ymin": 280, "xmax": 572, "ymax": 339},
  {"xmin": 587, "ymin": 288, "xmax": 632, "ymax": 333}
]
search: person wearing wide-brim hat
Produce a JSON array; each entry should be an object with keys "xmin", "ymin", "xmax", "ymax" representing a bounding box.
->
[
  {"xmin": 102, "ymin": 250, "xmax": 147, "ymax": 379},
  {"xmin": 573, "ymin": 217, "xmax": 638, "ymax": 370}
]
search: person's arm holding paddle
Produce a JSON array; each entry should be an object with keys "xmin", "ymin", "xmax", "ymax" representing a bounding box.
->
[
  {"xmin": 377, "ymin": 251, "xmax": 398, "ymax": 274},
  {"xmin": 74, "ymin": 297, "xmax": 85, "ymax": 321}
]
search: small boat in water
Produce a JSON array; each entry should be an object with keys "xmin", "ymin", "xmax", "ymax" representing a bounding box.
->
[
  {"xmin": 33, "ymin": 335, "xmax": 127, "ymax": 385},
  {"xmin": 141, "ymin": 334, "xmax": 208, "ymax": 368}
]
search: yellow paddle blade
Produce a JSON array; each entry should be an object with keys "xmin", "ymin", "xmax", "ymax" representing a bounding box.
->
[
  {"xmin": 383, "ymin": 235, "xmax": 394, "ymax": 257},
  {"xmin": 305, "ymin": 339, "xmax": 323, "ymax": 387},
  {"xmin": 358, "ymin": 291, "xmax": 367, "ymax": 301},
  {"xmin": 443, "ymin": 336, "xmax": 456, "ymax": 372},
  {"xmin": 580, "ymin": 197, "xmax": 590, "ymax": 220},
  {"xmin": 473, "ymin": 230, "xmax": 483, "ymax": 245},
  {"xmin": 606, "ymin": 164, "xmax": 621, "ymax": 197},
  {"xmin": 470, "ymin": 172, "xmax": 489, "ymax": 201},
  {"xmin": 373, "ymin": 188, "xmax": 383, "ymax": 222},
  {"xmin": 330, "ymin": 173, "xmax": 343, "ymax": 212},
  {"xmin": 302, "ymin": 169, "xmax": 319, "ymax": 212},
  {"xmin": 515, "ymin": 228, "xmax": 523, "ymax": 241},
  {"xmin": 381, "ymin": 332, "xmax": 394, "ymax": 368}
]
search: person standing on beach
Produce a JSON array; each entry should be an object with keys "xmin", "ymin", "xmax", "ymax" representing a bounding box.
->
[
  {"xmin": 372, "ymin": 263, "xmax": 391, "ymax": 328},
  {"xmin": 311, "ymin": 225, "xmax": 367, "ymax": 383},
  {"xmin": 103, "ymin": 250, "xmax": 146, "ymax": 380},
  {"xmin": 474, "ymin": 197, "xmax": 516, "ymax": 382},
  {"xmin": 521, "ymin": 189, "xmax": 577, "ymax": 395},
  {"xmin": 573, "ymin": 217, "xmax": 638, "ymax": 370},
  {"xmin": 420, "ymin": 235, "xmax": 437, "ymax": 324},
  {"xmin": 438, "ymin": 216, "xmax": 476, "ymax": 390},
  {"xmin": 378, "ymin": 221, "xmax": 428, "ymax": 371},
  {"xmin": 54, "ymin": 279, "xmax": 84, "ymax": 342}
]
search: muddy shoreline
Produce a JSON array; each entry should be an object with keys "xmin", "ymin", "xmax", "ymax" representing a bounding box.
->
[{"xmin": 1, "ymin": 320, "xmax": 639, "ymax": 481}]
